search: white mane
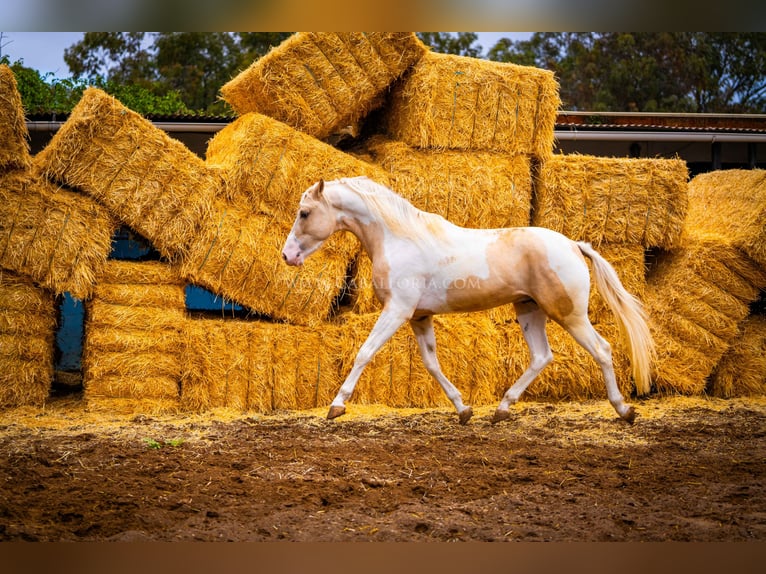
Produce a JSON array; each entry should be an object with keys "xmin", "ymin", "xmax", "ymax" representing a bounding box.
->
[{"xmin": 334, "ymin": 176, "xmax": 447, "ymax": 245}]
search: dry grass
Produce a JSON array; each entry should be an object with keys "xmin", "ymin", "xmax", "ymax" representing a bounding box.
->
[
  {"xmin": 83, "ymin": 261, "xmax": 185, "ymax": 411},
  {"xmin": 220, "ymin": 33, "xmax": 426, "ymax": 140},
  {"xmin": 0, "ymin": 270, "xmax": 55, "ymax": 408},
  {"xmin": 182, "ymin": 318, "xmax": 341, "ymax": 413},
  {"xmin": 37, "ymin": 88, "xmax": 221, "ymax": 261},
  {"xmin": 645, "ymin": 239, "xmax": 766, "ymax": 395},
  {"xmin": 0, "ymin": 65, "xmax": 31, "ymax": 172},
  {"xmin": 0, "ymin": 170, "xmax": 116, "ymax": 300},
  {"xmin": 533, "ymin": 154, "xmax": 689, "ymax": 249},
  {"xmin": 710, "ymin": 315, "xmax": 766, "ymax": 397},
  {"xmin": 684, "ymin": 169, "xmax": 766, "ymax": 267},
  {"xmin": 358, "ymin": 135, "xmax": 532, "ymax": 229},
  {"xmin": 382, "ymin": 51, "xmax": 560, "ymax": 158}
]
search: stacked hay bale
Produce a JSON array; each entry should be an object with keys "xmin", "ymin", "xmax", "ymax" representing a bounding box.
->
[
  {"xmin": 0, "ymin": 271, "xmax": 56, "ymax": 407},
  {"xmin": 220, "ymin": 33, "xmax": 427, "ymax": 141},
  {"xmin": 82, "ymin": 261, "xmax": 186, "ymax": 413},
  {"xmin": 198, "ymin": 111, "xmax": 390, "ymax": 325},
  {"xmin": 1, "ymin": 67, "xmax": 116, "ymax": 300},
  {"xmin": 646, "ymin": 169, "xmax": 766, "ymax": 395},
  {"xmin": 382, "ymin": 51, "xmax": 560, "ymax": 159},
  {"xmin": 0, "ymin": 171, "xmax": 117, "ymax": 300},
  {"xmin": 37, "ymin": 88, "xmax": 388, "ymax": 326},
  {"xmin": 181, "ymin": 318, "xmax": 342, "ymax": 413},
  {"xmin": 525, "ymin": 154, "xmax": 689, "ymax": 399},
  {"xmin": 709, "ymin": 315, "xmax": 766, "ymax": 397}
]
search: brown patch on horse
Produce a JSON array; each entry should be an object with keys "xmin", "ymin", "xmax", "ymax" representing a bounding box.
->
[{"xmin": 444, "ymin": 229, "xmax": 576, "ymax": 321}]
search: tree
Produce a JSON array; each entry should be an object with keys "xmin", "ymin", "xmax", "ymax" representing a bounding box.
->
[
  {"xmin": 417, "ymin": 33, "xmax": 483, "ymax": 57},
  {"xmin": 63, "ymin": 32, "xmax": 294, "ymax": 114},
  {"xmin": 485, "ymin": 32, "xmax": 766, "ymax": 113}
]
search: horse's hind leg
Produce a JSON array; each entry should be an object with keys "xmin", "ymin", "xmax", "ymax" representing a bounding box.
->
[
  {"xmin": 410, "ymin": 316, "xmax": 473, "ymax": 425},
  {"xmin": 492, "ymin": 302, "xmax": 553, "ymax": 424},
  {"xmin": 560, "ymin": 314, "xmax": 636, "ymax": 423}
]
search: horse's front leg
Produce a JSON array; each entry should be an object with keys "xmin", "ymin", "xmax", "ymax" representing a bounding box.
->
[
  {"xmin": 410, "ymin": 315, "xmax": 473, "ymax": 425},
  {"xmin": 328, "ymin": 305, "xmax": 412, "ymax": 420}
]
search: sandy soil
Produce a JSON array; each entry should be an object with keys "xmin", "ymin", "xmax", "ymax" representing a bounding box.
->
[{"xmin": 0, "ymin": 394, "xmax": 764, "ymax": 541}]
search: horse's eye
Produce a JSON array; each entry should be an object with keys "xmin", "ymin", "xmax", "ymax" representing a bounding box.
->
[{"xmin": 299, "ymin": 210, "xmax": 310, "ymax": 219}]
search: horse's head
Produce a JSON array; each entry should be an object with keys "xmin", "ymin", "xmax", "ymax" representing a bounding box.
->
[{"xmin": 282, "ymin": 179, "xmax": 337, "ymax": 266}]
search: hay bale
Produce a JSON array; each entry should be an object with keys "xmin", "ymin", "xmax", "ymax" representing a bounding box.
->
[
  {"xmin": 177, "ymin": 199, "xmax": 357, "ymax": 326},
  {"xmin": 709, "ymin": 315, "xmax": 766, "ymax": 397},
  {"xmin": 181, "ymin": 318, "xmax": 341, "ymax": 413},
  {"xmin": 0, "ymin": 271, "xmax": 55, "ymax": 408},
  {"xmin": 220, "ymin": 33, "xmax": 427, "ymax": 140},
  {"xmin": 205, "ymin": 112, "xmax": 391, "ymax": 221},
  {"xmin": 0, "ymin": 170, "xmax": 116, "ymax": 299},
  {"xmin": 37, "ymin": 88, "xmax": 221, "ymax": 261},
  {"xmin": 335, "ymin": 312, "xmax": 503, "ymax": 408},
  {"xmin": 644, "ymin": 239, "xmax": 766, "ymax": 395},
  {"xmin": 359, "ymin": 135, "xmax": 532, "ymax": 229},
  {"xmin": 83, "ymin": 261, "xmax": 185, "ymax": 411},
  {"xmin": 684, "ymin": 169, "xmax": 766, "ymax": 268},
  {"xmin": 0, "ymin": 65, "xmax": 31, "ymax": 172},
  {"xmin": 533, "ymin": 154, "xmax": 689, "ymax": 248},
  {"xmin": 382, "ymin": 51, "xmax": 560, "ymax": 158}
]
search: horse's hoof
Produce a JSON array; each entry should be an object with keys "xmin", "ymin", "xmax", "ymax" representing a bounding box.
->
[
  {"xmin": 327, "ymin": 405, "xmax": 346, "ymax": 420},
  {"xmin": 491, "ymin": 409, "xmax": 511, "ymax": 425},
  {"xmin": 622, "ymin": 406, "xmax": 636, "ymax": 425},
  {"xmin": 458, "ymin": 407, "xmax": 473, "ymax": 425}
]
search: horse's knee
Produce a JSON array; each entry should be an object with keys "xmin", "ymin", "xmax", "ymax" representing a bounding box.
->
[{"xmin": 531, "ymin": 349, "xmax": 553, "ymax": 372}]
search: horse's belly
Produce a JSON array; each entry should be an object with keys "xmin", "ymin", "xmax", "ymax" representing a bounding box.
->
[{"xmin": 415, "ymin": 277, "xmax": 523, "ymax": 315}]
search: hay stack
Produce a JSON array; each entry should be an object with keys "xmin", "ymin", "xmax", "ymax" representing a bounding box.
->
[
  {"xmin": 382, "ymin": 51, "xmax": 560, "ymax": 158},
  {"xmin": 0, "ymin": 170, "xmax": 116, "ymax": 299},
  {"xmin": 683, "ymin": 169, "xmax": 766, "ymax": 268},
  {"xmin": 82, "ymin": 260, "xmax": 186, "ymax": 413},
  {"xmin": 37, "ymin": 88, "xmax": 221, "ymax": 261},
  {"xmin": 177, "ymin": 198, "xmax": 358, "ymax": 326},
  {"xmin": 645, "ymin": 169, "xmax": 766, "ymax": 396},
  {"xmin": 645, "ymin": 240, "xmax": 766, "ymax": 395},
  {"xmin": 182, "ymin": 318, "xmax": 342, "ymax": 413},
  {"xmin": 533, "ymin": 154, "xmax": 689, "ymax": 249},
  {"xmin": 220, "ymin": 33, "xmax": 427, "ymax": 140},
  {"xmin": 335, "ymin": 312, "xmax": 503, "ymax": 408},
  {"xmin": 0, "ymin": 270, "xmax": 55, "ymax": 407},
  {"xmin": 205, "ymin": 112, "xmax": 391, "ymax": 221},
  {"xmin": 0, "ymin": 65, "xmax": 31, "ymax": 172},
  {"xmin": 359, "ymin": 135, "xmax": 533, "ymax": 229},
  {"xmin": 709, "ymin": 315, "xmax": 766, "ymax": 397}
]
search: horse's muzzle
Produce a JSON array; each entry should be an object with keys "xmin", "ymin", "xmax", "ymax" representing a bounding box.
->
[{"xmin": 282, "ymin": 236, "xmax": 303, "ymax": 266}]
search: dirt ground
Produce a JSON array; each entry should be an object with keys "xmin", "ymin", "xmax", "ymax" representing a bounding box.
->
[{"xmin": 0, "ymin": 393, "xmax": 764, "ymax": 542}]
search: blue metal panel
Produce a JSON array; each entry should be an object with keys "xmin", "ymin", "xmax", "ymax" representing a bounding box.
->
[{"xmin": 55, "ymin": 292, "xmax": 84, "ymax": 371}]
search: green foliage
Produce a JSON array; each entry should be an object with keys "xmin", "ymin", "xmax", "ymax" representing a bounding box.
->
[
  {"xmin": 485, "ymin": 32, "xmax": 766, "ymax": 113},
  {"xmin": 417, "ymin": 32, "xmax": 482, "ymax": 57},
  {"xmin": 143, "ymin": 437, "xmax": 184, "ymax": 449}
]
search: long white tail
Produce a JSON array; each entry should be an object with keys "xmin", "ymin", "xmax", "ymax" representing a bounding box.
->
[{"xmin": 577, "ymin": 242, "xmax": 655, "ymax": 395}]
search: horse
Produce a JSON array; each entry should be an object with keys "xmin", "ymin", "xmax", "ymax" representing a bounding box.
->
[{"xmin": 282, "ymin": 176, "xmax": 655, "ymax": 425}]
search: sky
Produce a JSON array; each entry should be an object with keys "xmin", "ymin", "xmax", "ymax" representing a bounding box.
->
[{"xmin": 0, "ymin": 32, "xmax": 532, "ymax": 77}]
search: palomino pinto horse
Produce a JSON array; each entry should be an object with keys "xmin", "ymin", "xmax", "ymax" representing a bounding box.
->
[{"xmin": 282, "ymin": 177, "xmax": 655, "ymax": 425}]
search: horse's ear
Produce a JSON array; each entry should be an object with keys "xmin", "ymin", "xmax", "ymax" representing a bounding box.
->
[{"xmin": 309, "ymin": 179, "xmax": 324, "ymax": 200}]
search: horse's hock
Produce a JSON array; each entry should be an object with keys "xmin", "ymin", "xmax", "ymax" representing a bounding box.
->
[{"xmin": 0, "ymin": 30, "xmax": 765, "ymax": 413}]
